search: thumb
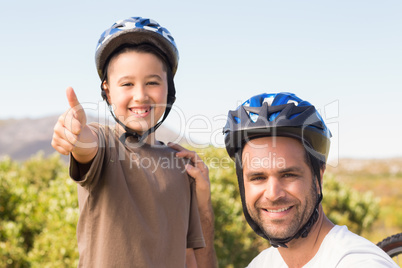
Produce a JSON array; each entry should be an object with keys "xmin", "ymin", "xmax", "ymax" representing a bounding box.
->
[
  {"xmin": 65, "ymin": 87, "xmax": 86, "ymax": 126},
  {"xmin": 66, "ymin": 86, "xmax": 81, "ymax": 110}
]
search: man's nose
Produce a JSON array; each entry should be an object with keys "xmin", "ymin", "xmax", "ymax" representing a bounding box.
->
[{"xmin": 263, "ymin": 177, "xmax": 286, "ymax": 202}]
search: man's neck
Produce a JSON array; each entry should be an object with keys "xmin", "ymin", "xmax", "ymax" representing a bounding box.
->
[{"xmin": 277, "ymin": 205, "xmax": 334, "ymax": 268}]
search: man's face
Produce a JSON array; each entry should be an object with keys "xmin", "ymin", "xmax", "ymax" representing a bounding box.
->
[{"xmin": 242, "ymin": 136, "xmax": 318, "ymax": 240}]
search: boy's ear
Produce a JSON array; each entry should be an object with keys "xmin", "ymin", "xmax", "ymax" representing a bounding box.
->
[{"xmin": 102, "ymin": 81, "xmax": 111, "ymax": 103}]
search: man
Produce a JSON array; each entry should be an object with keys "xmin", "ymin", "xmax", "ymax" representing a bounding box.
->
[{"xmin": 223, "ymin": 92, "xmax": 398, "ymax": 267}]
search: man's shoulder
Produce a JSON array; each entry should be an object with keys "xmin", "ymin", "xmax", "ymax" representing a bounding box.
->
[
  {"xmin": 312, "ymin": 225, "xmax": 397, "ymax": 267},
  {"xmin": 247, "ymin": 247, "xmax": 286, "ymax": 268},
  {"xmin": 325, "ymin": 225, "xmax": 380, "ymax": 249}
]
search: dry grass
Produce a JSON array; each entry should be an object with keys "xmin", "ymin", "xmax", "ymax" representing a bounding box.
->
[{"xmin": 326, "ymin": 158, "xmax": 402, "ymax": 243}]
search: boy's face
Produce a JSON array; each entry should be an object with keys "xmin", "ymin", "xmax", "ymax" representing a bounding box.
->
[
  {"xmin": 104, "ymin": 51, "xmax": 168, "ymax": 134},
  {"xmin": 242, "ymin": 136, "xmax": 319, "ymax": 241}
]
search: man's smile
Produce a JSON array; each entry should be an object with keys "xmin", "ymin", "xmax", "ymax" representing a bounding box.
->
[
  {"xmin": 263, "ymin": 206, "xmax": 293, "ymax": 213},
  {"xmin": 260, "ymin": 205, "xmax": 295, "ymax": 220}
]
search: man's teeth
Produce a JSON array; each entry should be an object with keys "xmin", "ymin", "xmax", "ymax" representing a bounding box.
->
[{"xmin": 266, "ymin": 207, "xmax": 291, "ymax": 213}]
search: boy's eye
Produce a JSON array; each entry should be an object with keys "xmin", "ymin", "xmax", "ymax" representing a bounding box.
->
[
  {"xmin": 147, "ymin": 81, "xmax": 159, "ymax": 86},
  {"xmin": 122, "ymin": 83, "xmax": 133, "ymax": 87}
]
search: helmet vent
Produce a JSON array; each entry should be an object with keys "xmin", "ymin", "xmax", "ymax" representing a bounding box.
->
[
  {"xmin": 250, "ymin": 113, "xmax": 259, "ymax": 123},
  {"xmin": 287, "ymin": 100, "xmax": 298, "ymax": 105},
  {"xmin": 114, "ymin": 23, "xmax": 125, "ymax": 28},
  {"xmin": 263, "ymin": 96, "xmax": 274, "ymax": 106}
]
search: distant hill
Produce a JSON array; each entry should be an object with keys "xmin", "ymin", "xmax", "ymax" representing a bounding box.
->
[{"xmin": 0, "ymin": 115, "xmax": 189, "ymax": 161}]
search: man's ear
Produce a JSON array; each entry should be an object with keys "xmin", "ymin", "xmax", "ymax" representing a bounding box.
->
[
  {"xmin": 320, "ymin": 164, "xmax": 326, "ymax": 183},
  {"xmin": 317, "ymin": 164, "xmax": 326, "ymax": 195}
]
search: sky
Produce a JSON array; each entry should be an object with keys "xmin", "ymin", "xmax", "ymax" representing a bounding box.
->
[{"xmin": 1, "ymin": 0, "xmax": 401, "ymax": 163}]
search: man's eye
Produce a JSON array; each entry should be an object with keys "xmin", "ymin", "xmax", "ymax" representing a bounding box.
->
[{"xmin": 250, "ymin": 176, "xmax": 265, "ymax": 182}]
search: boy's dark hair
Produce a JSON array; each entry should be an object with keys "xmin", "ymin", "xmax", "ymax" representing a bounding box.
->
[{"xmin": 100, "ymin": 43, "xmax": 174, "ymax": 104}]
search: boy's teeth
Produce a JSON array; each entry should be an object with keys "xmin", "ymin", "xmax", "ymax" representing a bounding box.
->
[{"xmin": 132, "ymin": 108, "xmax": 148, "ymax": 114}]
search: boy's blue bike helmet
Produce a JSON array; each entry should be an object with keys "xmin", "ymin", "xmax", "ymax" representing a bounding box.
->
[
  {"xmin": 95, "ymin": 16, "xmax": 179, "ymax": 79},
  {"xmin": 223, "ymin": 92, "xmax": 332, "ymax": 248}
]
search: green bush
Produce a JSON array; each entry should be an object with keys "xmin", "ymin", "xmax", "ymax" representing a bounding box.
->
[
  {"xmin": 0, "ymin": 153, "xmax": 79, "ymax": 268},
  {"xmin": 322, "ymin": 175, "xmax": 380, "ymax": 235},
  {"xmin": 0, "ymin": 147, "xmax": 381, "ymax": 267}
]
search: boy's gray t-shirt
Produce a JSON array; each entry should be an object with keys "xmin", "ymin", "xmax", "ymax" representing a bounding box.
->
[{"xmin": 70, "ymin": 123, "xmax": 205, "ymax": 267}]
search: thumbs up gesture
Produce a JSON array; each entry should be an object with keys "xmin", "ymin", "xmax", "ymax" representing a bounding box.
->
[
  {"xmin": 52, "ymin": 87, "xmax": 98, "ymax": 163},
  {"xmin": 66, "ymin": 86, "xmax": 87, "ymax": 131}
]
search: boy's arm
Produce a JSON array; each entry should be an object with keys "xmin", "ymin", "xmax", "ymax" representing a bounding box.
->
[
  {"xmin": 52, "ymin": 87, "xmax": 98, "ymax": 164},
  {"xmin": 168, "ymin": 143, "xmax": 218, "ymax": 268}
]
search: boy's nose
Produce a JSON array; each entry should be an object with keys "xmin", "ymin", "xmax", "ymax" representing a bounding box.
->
[{"xmin": 132, "ymin": 85, "xmax": 148, "ymax": 102}]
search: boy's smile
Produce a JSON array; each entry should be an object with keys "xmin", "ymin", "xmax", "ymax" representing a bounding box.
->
[
  {"xmin": 129, "ymin": 105, "xmax": 152, "ymax": 117},
  {"xmin": 104, "ymin": 51, "xmax": 168, "ymax": 135}
]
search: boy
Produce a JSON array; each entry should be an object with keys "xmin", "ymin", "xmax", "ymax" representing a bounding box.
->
[{"xmin": 52, "ymin": 17, "xmax": 215, "ymax": 267}]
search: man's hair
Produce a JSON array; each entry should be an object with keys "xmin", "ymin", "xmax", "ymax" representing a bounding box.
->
[{"xmin": 303, "ymin": 148, "xmax": 325, "ymax": 194}]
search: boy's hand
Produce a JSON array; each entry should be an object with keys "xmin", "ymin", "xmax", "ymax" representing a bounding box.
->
[{"xmin": 52, "ymin": 87, "xmax": 97, "ymax": 162}]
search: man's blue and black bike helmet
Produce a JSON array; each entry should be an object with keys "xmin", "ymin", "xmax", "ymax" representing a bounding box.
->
[
  {"xmin": 95, "ymin": 17, "xmax": 179, "ymax": 143},
  {"xmin": 223, "ymin": 92, "xmax": 332, "ymax": 248}
]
